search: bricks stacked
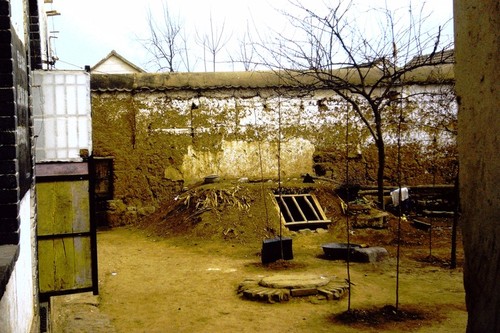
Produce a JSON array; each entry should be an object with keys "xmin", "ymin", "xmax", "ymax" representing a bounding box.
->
[{"xmin": 0, "ymin": 0, "xmax": 33, "ymax": 245}]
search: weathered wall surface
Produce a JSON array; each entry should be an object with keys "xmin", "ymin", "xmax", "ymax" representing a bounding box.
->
[
  {"xmin": 455, "ymin": 0, "xmax": 500, "ymax": 332},
  {"xmin": 91, "ymin": 73, "xmax": 457, "ymax": 225},
  {"xmin": 0, "ymin": 194, "xmax": 36, "ymax": 333},
  {"xmin": 0, "ymin": 1, "xmax": 40, "ymax": 331}
]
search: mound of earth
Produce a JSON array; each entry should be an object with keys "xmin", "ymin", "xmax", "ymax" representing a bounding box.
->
[
  {"xmin": 140, "ymin": 180, "xmax": 336, "ymax": 243},
  {"xmin": 139, "ymin": 179, "xmax": 458, "ymax": 257}
]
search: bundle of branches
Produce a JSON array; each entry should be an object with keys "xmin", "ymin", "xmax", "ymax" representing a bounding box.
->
[{"xmin": 178, "ymin": 186, "xmax": 253, "ymax": 213}]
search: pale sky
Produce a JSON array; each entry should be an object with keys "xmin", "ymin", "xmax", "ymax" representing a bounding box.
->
[{"xmin": 46, "ymin": 0, "xmax": 453, "ymax": 72}]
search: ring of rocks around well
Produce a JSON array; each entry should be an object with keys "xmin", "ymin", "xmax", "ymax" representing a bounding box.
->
[{"xmin": 237, "ymin": 274, "xmax": 349, "ymax": 303}]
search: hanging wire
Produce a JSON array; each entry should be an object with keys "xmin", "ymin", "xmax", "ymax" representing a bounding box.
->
[
  {"xmin": 276, "ymin": 43, "xmax": 284, "ymax": 260},
  {"xmin": 55, "ymin": 59, "xmax": 85, "ymax": 70},
  {"xmin": 392, "ymin": 20, "xmax": 404, "ymax": 312},
  {"xmin": 395, "ymin": 84, "xmax": 404, "ymax": 312},
  {"xmin": 255, "ymin": 102, "xmax": 270, "ymax": 233},
  {"xmin": 278, "ymin": 94, "xmax": 284, "ymax": 260},
  {"xmin": 345, "ymin": 103, "xmax": 352, "ymax": 312}
]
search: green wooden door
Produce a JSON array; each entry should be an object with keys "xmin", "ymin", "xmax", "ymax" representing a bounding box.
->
[{"xmin": 36, "ymin": 161, "xmax": 98, "ymax": 301}]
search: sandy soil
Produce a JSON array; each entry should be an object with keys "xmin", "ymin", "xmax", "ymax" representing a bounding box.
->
[
  {"xmin": 54, "ymin": 183, "xmax": 465, "ymax": 332},
  {"xmin": 94, "ymin": 224, "xmax": 466, "ymax": 333}
]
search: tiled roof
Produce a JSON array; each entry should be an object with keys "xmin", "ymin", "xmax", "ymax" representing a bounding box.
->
[
  {"xmin": 91, "ymin": 65, "xmax": 454, "ymax": 93},
  {"xmin": 405, "ymin": 49, "xmax": 455, "ymax": 67}
]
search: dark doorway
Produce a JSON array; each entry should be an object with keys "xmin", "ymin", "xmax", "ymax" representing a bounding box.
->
[{"xmin": 93, "ymin": 157, "xmax": 114, "ymax": 227}]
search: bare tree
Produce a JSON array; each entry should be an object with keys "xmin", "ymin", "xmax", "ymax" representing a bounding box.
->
[
  {"xmin": 231, "ymin": 21, "xmax": 256, "ymax": 71},
  {"xmin": 196, "ymin": 12, "xmax": 232, "ymax": 72},
  {"xmin": 140, "ymin": 3, "xmax": 182, "ymax": 72},
  {"xmin": 179, "ymin": 29, "xmax": 194, "ymax": 72},
  {"xmin": 255, "ymin": 0, "xmax": 454, "ymax": 208}
]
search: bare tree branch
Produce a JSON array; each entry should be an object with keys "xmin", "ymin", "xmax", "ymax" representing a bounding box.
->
[
  {"xmin": 196, "ymin": 11, "xmax": 232, "ymax": 72},
  {"xmin": 139, "ymin": 3, "xmax": 183, "ymax": 72},
  {"xmin": 232, "ymin": 21, "xmax": 256, "ymax": 71},
  {"xmin": 253, "ymin": 0, "xmax": 454, "ymax": 208}
]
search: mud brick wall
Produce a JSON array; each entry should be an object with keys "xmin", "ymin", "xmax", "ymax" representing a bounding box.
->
[{"xmin": 91, "ymin": 72, "xmax": 457, "ymax": 225}]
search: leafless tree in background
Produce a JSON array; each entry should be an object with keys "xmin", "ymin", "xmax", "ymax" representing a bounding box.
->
[
  {"xmin": 179, "ymin": 29, "xmax": 194, "ymax": 72},
  {"xmin": 196, "ymin": 12, "xmax": 232, "ymax": 72},
  {"xmin": 231, "ymin": 22, "xmax": 256, "ymax": 71},
  {"xmin": 255, "ymin": 0, "xmax": 454, "ymax": 209},
  {"xmin": 141, "ymin": 3, "xmax": 182, "ymax": 72}
]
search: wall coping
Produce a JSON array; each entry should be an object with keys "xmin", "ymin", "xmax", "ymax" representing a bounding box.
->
[{"xmin": 91, "ymin": 65, "xmax": 454, "ymax": 93}]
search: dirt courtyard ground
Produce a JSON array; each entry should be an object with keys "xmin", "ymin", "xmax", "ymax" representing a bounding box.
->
[{"xmin": 53, "ymin": 221, "xmax": 466, "ymax": 333}]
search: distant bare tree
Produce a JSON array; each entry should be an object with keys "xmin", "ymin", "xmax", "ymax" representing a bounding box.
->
[
  {"xmin": 141, "ymin": 3, "xmax": 182, "ymax": 72},
  {"xmin": 179, "ymin": 29, "xmax": 194, "ymax": 72},
  {"xmin": 231, "ymin": 22, "xmax": 256, "ymax": 71},
  {"xmin": 196, "ymin": 12, "xmax": 232, "ymax": 72},
  {"xmin": 255, "ymin": 0, "xmax": 454, "ymax": 209}
]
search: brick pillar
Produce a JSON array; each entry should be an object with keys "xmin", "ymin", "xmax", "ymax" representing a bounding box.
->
[{"xmin": 28, "ymin": 0, "xmax": 42, "ymax": 70}]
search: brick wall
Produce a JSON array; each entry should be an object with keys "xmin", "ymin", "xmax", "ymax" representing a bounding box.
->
[
  {"xmin": 0, "ymin": 0, "xmax": 33, "ymax": 245},
  {"xmin": 0, "ymin": 1, "xmax": 38, "ymax": 331}
]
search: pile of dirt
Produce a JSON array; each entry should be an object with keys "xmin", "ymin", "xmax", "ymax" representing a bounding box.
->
[
  {"xmin": 139, "ymin": 179, "xmax": 459, "ymax": 259},
  {"xmin": 140, "ymin": 181, "xmax": 277, "ymax": 242},
  {"xmin": 139, "ymin": 180, "xmax": 342, "ymax": 243}
]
